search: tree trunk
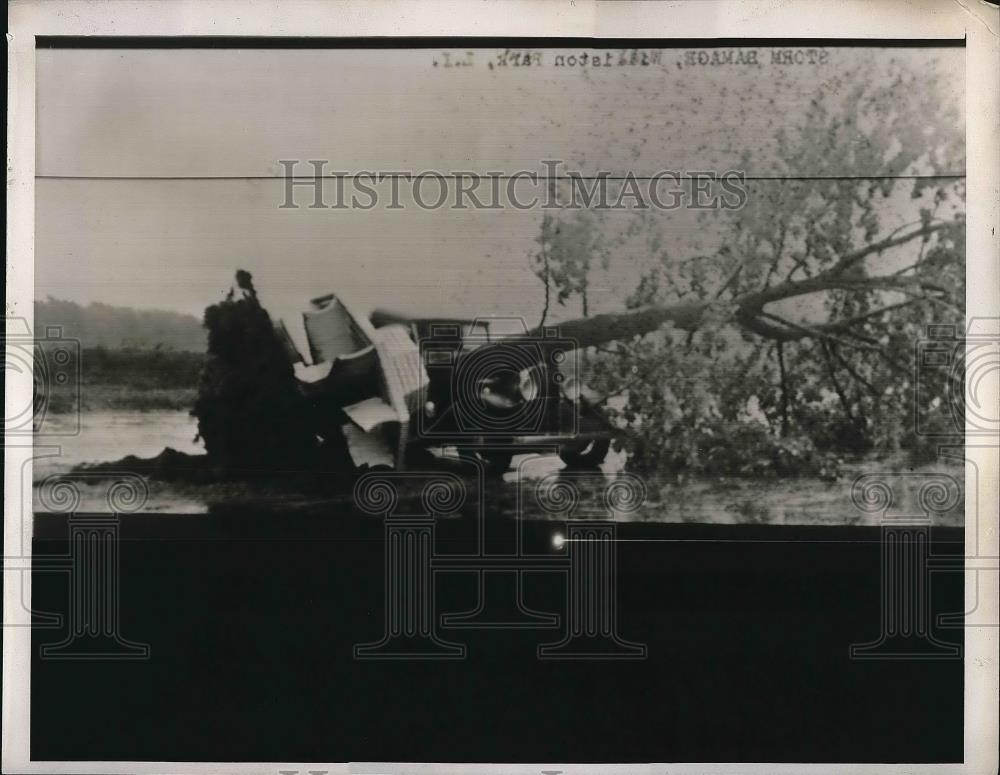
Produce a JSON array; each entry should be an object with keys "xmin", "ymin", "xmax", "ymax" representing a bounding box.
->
[
  {"xmin": 526, "ymin": 221, "xmax": 950, "ymax": 350},
  {"xmin": 533, "ymin": 301, "xmax": 707, "ymax": 348}
]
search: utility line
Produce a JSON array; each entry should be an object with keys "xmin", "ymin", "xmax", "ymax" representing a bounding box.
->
[{"xmin": 35, "ymin": 173, "xmax": 966, "ymax": 181}]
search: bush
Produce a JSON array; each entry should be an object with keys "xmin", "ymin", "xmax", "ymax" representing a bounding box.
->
[{"xmin": 623, "ymin": 417, "xmax": 842, "ymax": 480}]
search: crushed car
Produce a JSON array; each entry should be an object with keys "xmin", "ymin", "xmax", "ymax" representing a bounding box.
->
[{"xmin": 275, "ymin": 294, "xmax": 617, "ymax": 473}]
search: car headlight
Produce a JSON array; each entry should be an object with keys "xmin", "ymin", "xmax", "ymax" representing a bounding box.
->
[
  {"xmin": 518, "ymin": 368, "xmax": 540, "ymax": 402},
  {"xmin": 559, "ymin": 376, "xmax": 582, "ymax": 401}
]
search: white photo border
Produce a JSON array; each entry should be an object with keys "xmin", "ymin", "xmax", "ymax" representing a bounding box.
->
[{"xmin": 5, "ymin": 1, "xmax": 998, "ymax": 773}]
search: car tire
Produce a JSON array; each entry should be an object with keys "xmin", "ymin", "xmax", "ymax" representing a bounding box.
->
[{"xmin": 558, "ymin": 437, "xmax": 611, "ymax": 468}]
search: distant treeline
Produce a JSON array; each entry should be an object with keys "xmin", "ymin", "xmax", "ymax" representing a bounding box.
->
[{"xmin": 35, "ymin": 297, "xmax": 206, "ymax": 352}]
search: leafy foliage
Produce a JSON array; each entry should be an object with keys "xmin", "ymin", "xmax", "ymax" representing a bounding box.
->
[{"xmin": 532, "ymin": 57, "xmax": 965, "ymax": 478}]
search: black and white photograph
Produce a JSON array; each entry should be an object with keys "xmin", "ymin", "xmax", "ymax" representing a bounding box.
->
[{"xmin": 4, "ymin": 1, "xmax": 999, "ymax": 772}]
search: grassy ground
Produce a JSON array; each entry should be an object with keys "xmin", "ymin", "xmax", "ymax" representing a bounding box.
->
[
  {"xmin": 49, "ymin": 384, "xmax": 199, "ymax": 412},
  {"xmin": 42, "ymin": 347, "xmax": 202, "ymax": 413}
]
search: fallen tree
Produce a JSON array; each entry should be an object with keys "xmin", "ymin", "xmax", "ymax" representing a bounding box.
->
[
  {"xmin": 526, "ymin": 55, "xmax": 965, "ymax": 474},
  {"xmin": 532, "ymin": 219, "xmax": 958, "ymax": 349}
]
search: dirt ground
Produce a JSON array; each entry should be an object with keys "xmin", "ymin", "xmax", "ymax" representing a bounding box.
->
[{"xmin": 31, "ymin": 409, "xmax": 964, "ymax": 525}]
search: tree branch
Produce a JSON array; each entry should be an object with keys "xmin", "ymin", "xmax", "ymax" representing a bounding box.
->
[
  {"xmin": 527, "ymin": 219, "xmax": 956, "ymax": 349},
  {"xmin": 829, "ymin": 344, "xmax": 880, "ymax": 397},
  {"xmin": 821, "ymin": 341, "xmax": 854, "ymax": 420},
  {"xmin": 829, "ymin": 220, "xmax": 950, "ymax": 275}
]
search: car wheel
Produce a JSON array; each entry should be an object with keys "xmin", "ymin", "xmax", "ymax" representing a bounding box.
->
[{"xmin": 558, "ymin": 437, "xmax": 611, "ymax": 468}]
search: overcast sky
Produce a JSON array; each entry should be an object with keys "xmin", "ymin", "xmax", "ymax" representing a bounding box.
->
[{"xmin": 35, "ymin": 46, "xmax": 963, "ymax": 324}]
